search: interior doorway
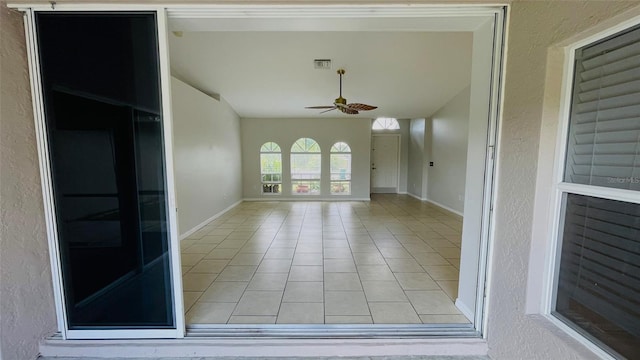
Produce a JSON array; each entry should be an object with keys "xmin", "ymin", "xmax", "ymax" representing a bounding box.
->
[
  {"xmin": 370, "ymin": 135, "xmax": 401, "ymax": 194},
  {"xmin": 167, "ymin": 5, "xmax": 504, "ymax": 337}
]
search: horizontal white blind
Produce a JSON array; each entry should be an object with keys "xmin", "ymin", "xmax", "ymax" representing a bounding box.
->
[
  {"xmin": 564, "ymin": 26, "xmax": 640, "ymax": 191},
  {"xmin": 557, "ymin": 194, "xmax": 640, "ymax": 338}
]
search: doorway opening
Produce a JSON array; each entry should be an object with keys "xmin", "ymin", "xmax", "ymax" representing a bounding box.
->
[
  {"xmin": 167, "ymin": 5, "xmax": 504, "ymax": 336},
  {"xmin": 21, "ymin": 3, "xmax": 504, "ymax": 340},
  {"xmin": 371, "ymin": 134, "xmax": 401, "ymax": 194}
]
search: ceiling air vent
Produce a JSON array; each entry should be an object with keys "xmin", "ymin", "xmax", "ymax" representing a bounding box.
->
[{"xmin": 314, "ymin": 59, "xmax": 332, "ymax": 69}]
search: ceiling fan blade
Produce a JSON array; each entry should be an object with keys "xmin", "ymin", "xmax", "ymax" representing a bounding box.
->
[
  {"xmin": 347, "ymin": 103, "xmax": 377, "ymax": 111},
  {"xmin": 305, "ymin": 106, "xmax": 336, "ymax": 109},
  {"xmin": 309, "ymin": 70, "xmax": 371, "ymax": 116},
  {"xmin": 319, "ymin": 107, "xmax": 337, "ymax": 114},
  {"xmin": 340, "ymin": 107, "xmax": 359, "ymax": 115}
]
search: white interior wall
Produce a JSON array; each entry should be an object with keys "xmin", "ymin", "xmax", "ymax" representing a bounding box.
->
[
  {"xmin": 397, "ymin": 119, "xmax": 410, "ymax": 194},
  {"xmin": 423, "ymin": 119, "xmax": 433, "ymax": 199},
  {"xmin": 241, "ymin": 118, "xmax": 371, "ymax": 200},
  {"xmin": 426, "ymin": 87, "xmax": 471, "ymax": 215},
  {"xmin": 0, "ymin": 4, "xmax": 57, "ymax": 360},
  {"xmin": 408, "ymin": 118, "xmax": 426, "ymax": 199},
  {"xmin": 171, "ymin": 77, "xmax": 243, "ymax": 236}
]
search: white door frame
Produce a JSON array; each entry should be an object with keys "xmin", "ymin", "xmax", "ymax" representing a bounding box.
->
[
  {"xmin": 12, "ymin": 1, "xmax": 507, "ymax": 340},
  {"xmin": 19, "ymin": 5, "xmax": 185, "ymax": 340},
  {"xmin": 370, "ymin": 133, "xmax": 401, "ymax": 194}
]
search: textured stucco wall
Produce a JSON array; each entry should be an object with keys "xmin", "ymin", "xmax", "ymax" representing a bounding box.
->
[
  {"xmin": 486, "ymin": 1, "xmax": 640, "ymax": 359},
  {"xmin": 0, "ymin": 2, "xmax": 58, "ymax": 360}
]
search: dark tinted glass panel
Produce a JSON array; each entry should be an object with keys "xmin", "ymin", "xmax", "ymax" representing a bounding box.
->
[
  {"xmin": 36, "ymin": 13, "xmax": 174, "ymax": 329},
  {"xmin": 555, "ymin": 194, "xmax": 640, "ymax": 358}
]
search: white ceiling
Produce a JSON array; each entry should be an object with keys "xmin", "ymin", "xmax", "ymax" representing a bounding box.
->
[{"xmin": 168, "ymin": 22, "xmax": 475, "ymax": 119}]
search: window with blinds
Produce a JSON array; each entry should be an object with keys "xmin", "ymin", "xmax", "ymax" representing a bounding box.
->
[
  {"xmin": 555, "ymin": 195, "xmax": 640, "ymax": 359},
  {"xmin": 564, "ymin": 26, "xmax": 640, "ymax": 190},
  {"xmin": 554, "ymin": 24, "xmax": 640, "ymax": 360}
]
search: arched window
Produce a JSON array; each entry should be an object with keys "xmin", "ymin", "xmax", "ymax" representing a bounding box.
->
[
  {"xmin": 330, "ymin": 142, "xmax": 351, "ymax": 195},
  {"xmin": 290, "ymin": 138, "xmax": 321, "ymax": 195},
  {"xmin": 372, "ymin": 117, "xmax": 400, "ymax": 130},
  {"xmin": 260, "ymin": 142, "xmax": 282, "ymax": 194}
]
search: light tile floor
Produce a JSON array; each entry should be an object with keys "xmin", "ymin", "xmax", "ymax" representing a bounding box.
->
[{"xmin": 181, "ymin": 194, "xmax": 468, "ymax": 325}]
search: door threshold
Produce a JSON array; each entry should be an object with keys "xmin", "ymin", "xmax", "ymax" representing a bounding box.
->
[
  {"xmin": 186, "ymin": 323, "xmax": 480, "ymax": 339},
  {"xmin": 41, "ymin": 330, "xmax": 488, "ymax": 358}
]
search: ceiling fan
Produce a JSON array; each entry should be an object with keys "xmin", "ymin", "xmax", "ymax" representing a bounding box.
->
[{"xmin": 306, "ymin": 69, "xmax": 377, "ymax": 115}]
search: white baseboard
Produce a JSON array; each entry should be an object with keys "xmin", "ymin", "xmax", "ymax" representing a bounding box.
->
[
  {"xmin": 425, "ymin": 199, "xmax": 464, "ymax": 217},
  {"xmin": 243, "ymin": 197, "xmax": 371, "ymax": 202},
  {"xmin": 455, "ymin": 298, "xmax": 474, "ymax": 322},
  {"xmin": 402, "ymin": 193, "xmax": 464, "ymax": 216},
  {"xmin": 179, "ymin": 199, "xmax": 243, "ymax": 240},
  {"xmin": 406, "ymin": 192, "xmax": 428, "ymax": 201}
]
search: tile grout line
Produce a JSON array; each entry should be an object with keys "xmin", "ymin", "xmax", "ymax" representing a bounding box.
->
[
  {"xmin": 183, "ymin": 195, "xmax": 463, "ymax": 325},
  {"xmin": 274, "ymin": 202, "xmax": 305, "ymax": 323}
]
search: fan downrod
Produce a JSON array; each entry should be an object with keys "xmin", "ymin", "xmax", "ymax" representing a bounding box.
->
[
  {"xmin": 305, "ymin": 67, "xmax": 377, "ymax": 115},
  {"xmin": 336, "ymin": 68, "xmax": 346, "ymax": 104}
]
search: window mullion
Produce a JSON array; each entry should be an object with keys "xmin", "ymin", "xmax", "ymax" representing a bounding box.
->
[{"xmin": 557, "ymin": 182, "xmax": 640, "ymax": 204}]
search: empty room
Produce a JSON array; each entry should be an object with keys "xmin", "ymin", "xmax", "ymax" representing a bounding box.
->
[{"xmin": 165, "ymin": 9, "xmax": 499, "ymax": 330}]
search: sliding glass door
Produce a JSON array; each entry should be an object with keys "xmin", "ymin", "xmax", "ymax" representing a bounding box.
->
[{"xmin": 32, "ymin": 11, "xmax": 182, "ymax": 337}]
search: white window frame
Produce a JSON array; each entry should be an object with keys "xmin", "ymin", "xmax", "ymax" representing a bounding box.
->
[
  {"xmin": 19, "ymin": 5, "xmax": 185, "ymax": 340},
  {"xmin": 542, "ymin": 15, "xmax": 640, "ymax": 360},
  {"xmin": 260, "ymin": 142, "xmax": 282, "ymax": 195},
  {"xmin": 330, "ymin": 142, "xmax": 352, "ymax": 195},
  {"xmin": 372, "ymin": 117, "xmax": 400, "ymax": 131},
  {"xmin": 290, "ymin": 138, "xmax": 322, "ymax": 196}
]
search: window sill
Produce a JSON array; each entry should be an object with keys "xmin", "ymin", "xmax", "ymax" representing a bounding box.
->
[{"xmin": 536, "ymin": 313, "xmax": 617, "ymax": 360}]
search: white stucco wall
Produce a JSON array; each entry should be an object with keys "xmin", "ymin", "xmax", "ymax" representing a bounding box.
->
[
  {"xmin": 0, "ymin": 3, "xmax": 57, "ymax": 360},
  {"xmin": 171, "ymin": 77, "xmax": 243, "ymax": 236},
  {"xmin": 486, "ymin": 1, "xmax": 640, "ymax": 359},
  {"xmin": 426, "ymin": 87, "xmax": 470, "ymax": 214},
  {"xmin": 241, "ymin": 117, "xmax": 371, "ymax": 200}
]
